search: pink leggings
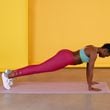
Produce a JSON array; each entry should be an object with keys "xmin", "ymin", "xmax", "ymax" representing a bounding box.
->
[{"xmin": 12, "ymin": 49, "xmax": 75, "ymax": 78}]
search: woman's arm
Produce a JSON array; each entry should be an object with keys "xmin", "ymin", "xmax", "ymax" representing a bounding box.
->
[{"xmin": 86, "ymin": 54, "xmax": 101, "ymax": 91}]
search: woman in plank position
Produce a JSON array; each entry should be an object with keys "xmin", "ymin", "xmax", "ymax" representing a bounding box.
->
[{"xmin": 2, "ymin": 43, "xmax": 110, "ymax": 91}]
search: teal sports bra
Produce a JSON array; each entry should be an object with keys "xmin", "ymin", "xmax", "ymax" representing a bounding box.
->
[{"xmin": 79, "ymin": 48, "xmax": 90, "ymax": 63}]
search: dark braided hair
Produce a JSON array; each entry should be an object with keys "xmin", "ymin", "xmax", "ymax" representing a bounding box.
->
[{"xmin": 101, "ymin": 43, "xmax": 110, "ymax": 52}]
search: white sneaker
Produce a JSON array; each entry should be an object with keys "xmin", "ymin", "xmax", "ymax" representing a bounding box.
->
[
  {"xmin": 5, "ymin": 70, "xmax": 13, "ymax": 86},
  {"xmin": 1, "ymin": 69, "xmax": 13, "ymax": 90},
  {"xmin": 1, "ymin": 73, "xmax": 11, "ymax": 90}
]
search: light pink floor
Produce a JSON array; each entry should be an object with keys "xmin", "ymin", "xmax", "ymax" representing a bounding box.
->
[
  {"xmin": 0, "ymin": 68, "xmax": 110, "ymax": 110},
  {"xmin": 0, "ymin": 82, "xmax": 109, "ymax": 94}
]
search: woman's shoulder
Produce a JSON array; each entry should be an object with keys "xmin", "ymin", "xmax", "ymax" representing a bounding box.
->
[
  {"xmin": 85, "ymin": 45, "xmax": 97, "ymax": 50},
  {"xmin": 85, "ymin": 45, "xmax": 97, "ymax": 57}
]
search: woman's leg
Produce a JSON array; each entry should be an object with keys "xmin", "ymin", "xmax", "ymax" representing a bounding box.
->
[{"xmin": 8, "ymin": 49, "xmax": 75, "ymax": 78}]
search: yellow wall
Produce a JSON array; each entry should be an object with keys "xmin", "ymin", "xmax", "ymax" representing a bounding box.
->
[
  {"xmin": 0, "ymin": 0, "xmax": 28, "ymax": 71},
  {"xmin": 29, "ymin": 0, "xmax": 110, "ymax": 67},
  {"xmin": 1, "ymin": 0, "xmax": 110, "ymax": 71}
]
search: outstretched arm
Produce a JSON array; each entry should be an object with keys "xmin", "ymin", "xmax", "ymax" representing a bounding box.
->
[{"xmin": 86, "ymin": 55, "xmax": 101, "ymax": 91}]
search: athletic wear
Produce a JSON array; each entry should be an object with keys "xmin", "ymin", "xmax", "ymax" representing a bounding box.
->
[
  {"xmin": 79, "ymin": 48, "xmax": 89, "ymax": 62},
  {"xmin": 9, "ymin": 49, "xmax": 75, "ymax": 78},
  {"xmin": 1, "ymin": 70, "xmax": 13, "ymax": 90}
]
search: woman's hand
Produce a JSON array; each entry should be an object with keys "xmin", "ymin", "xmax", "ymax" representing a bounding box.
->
[{"xmin": 89, "ymin": 87, "xmax": 101, "ymax": 91}]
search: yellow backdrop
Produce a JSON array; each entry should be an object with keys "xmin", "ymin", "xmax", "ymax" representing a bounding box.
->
[
  {"xmin": 0, "ymin": 0, "xmax": 110, "ymax": 71},
  {"xmin": 29, "ymin": 0, "xmax": 110, "ymax": 67},
  {"xmin": 0, "ymin": 0, "xmax": 28, "ymax": 71}
]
